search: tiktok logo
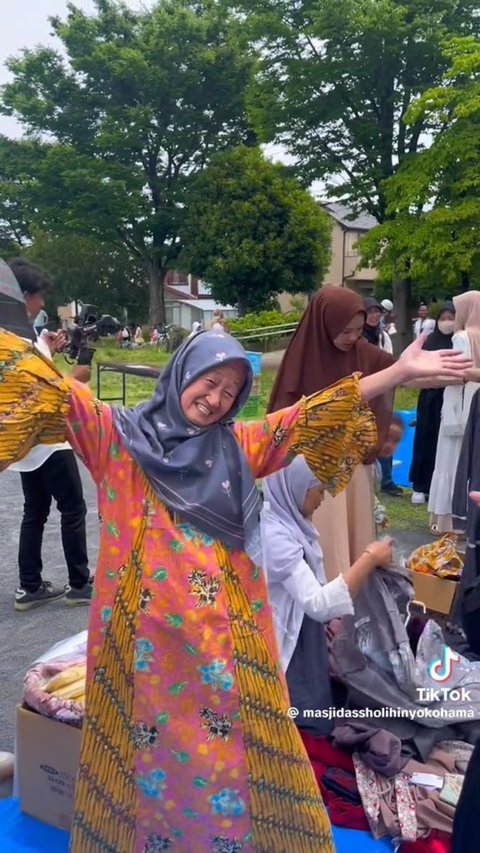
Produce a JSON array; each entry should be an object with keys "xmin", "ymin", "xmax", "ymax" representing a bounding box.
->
[{"xmin": 428, "ymin": 645, "xmax": 460, "ymax": 682}]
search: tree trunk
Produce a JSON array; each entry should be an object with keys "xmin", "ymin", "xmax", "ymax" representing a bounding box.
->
[
  {"xmin": 236, "ymin": 294, "xmax": 248, "ymax": 317},
  {"xmin": 460, "ymin": 271, "xmax": 470, "ymax": 293},
  {"xmin": 392, "ymin": 275, "xmax": 412, "ymax": 355},
  {"xmin": 147, "ymin": 258, "xmax": 166, "ymax": 326}
]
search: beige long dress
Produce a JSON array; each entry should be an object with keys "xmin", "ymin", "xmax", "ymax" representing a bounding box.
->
[{"xmin": 313, "ymin": 464, "xmax": 375, "ymax": 581}]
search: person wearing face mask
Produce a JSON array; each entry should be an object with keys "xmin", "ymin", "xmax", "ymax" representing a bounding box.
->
[
  {"xmin": 409, "ymin": 302, "xmax": 456, "ymax": 505},
  {"xmin": 428, "ymin": 292, "xmax": 480, "ymax": 533}
]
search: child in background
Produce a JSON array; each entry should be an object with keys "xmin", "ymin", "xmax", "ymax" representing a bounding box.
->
[{"xmin": 374, "ymin": 414, "xmax": 405, "ymax": 531}]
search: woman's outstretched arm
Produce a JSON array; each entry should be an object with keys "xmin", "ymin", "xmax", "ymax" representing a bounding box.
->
[{"xmin": 359, "ymin": 334, "xmax": 472, "ymax": 402}]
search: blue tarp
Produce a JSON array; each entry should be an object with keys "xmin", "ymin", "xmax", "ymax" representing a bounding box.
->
[{"xmin": 0, "ymin": 798, "xmax": 394, "ymax": 853}]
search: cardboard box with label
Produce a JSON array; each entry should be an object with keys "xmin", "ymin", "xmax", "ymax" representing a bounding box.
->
[
  {"xmin": 16, "ymin": 705, "xmax": 81, "ymax": 831},
  {"xmin": 409, "ymin": 570, "xmax": 459, "ymax": 615}
]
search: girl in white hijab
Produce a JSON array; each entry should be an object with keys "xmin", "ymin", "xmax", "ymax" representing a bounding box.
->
[{"xmin": 262, "ymin": 455, "xmax": 392, "ymax": 734}]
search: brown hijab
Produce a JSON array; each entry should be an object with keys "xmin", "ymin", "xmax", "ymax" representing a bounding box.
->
[{"xmin": 268, "ymin": 286, "xmax": 395, "ymax": 456}]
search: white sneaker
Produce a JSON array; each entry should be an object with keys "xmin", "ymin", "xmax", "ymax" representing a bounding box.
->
[{"xmin": 411, "ymin": 491, "xmax": 426, "ymax": 505}]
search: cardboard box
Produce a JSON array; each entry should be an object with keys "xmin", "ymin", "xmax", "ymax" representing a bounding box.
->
[
  {"xmin": 409, "ymin": 570, "xmax": 459, "ymax": 615},
  {"xmin": 16, "ymin": 705, "xmax": 81, "ymax": 831}
]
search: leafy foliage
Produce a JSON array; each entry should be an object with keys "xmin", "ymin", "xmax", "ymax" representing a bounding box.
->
[
  {"xmin": 0, "ymin": 0, "xmax": 257, "ymax": 322},
  {"xmin": 245, "ymin": 0, "xmax": 480, "ymax": 220},
  {"xmin": 361, "ymin": 37, "xmax": 480, "ymax": 295},
  {"xmin": 229, "ymin": 308, "xmax": 300, "ymax": 333},
  {"xmin": 180, "ymin": 146, "xmax": 332, "ymax": 314}
]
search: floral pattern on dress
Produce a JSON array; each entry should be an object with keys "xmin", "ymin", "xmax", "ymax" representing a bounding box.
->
[
  {"xmin": 134, "ymin": 638, "xmax": 154, "ymax": 672},
  {"xmin": 208, "ymin": 788, "xmax": 246, "ymax": 817},
  {"xmin": 143, "ymin": 835, "xmax": 172, "ymax": 852},
  {"xmin": 188, "ymin": 569, "xmax": 221, "ymax": 608},
  {"xmin": 211, "ymin": 837, "xmax": 244, "ymax": 853},
  {"xmin": 137, "ymin": 768, "xmax": 167, "ymax": 800},
  {"xmin": 198, "ymin": 659, "xmax": 234, "ymax": 691},
  {"xmin": 199, "ymin": 707, "xmax": 233, "ymax": 741}
]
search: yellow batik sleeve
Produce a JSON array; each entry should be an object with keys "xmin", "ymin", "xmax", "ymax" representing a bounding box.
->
[{"xmin": 0, "ymin": 330, "xmax": 70, "ymax": 470}]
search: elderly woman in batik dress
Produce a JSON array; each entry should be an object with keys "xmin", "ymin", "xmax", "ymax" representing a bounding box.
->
[{"xmin": 0, "ymin": 327, "xmax": 468, "ymax": 853}]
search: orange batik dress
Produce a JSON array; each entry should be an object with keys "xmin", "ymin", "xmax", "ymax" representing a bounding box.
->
[{"xmin": 0, "ymin": 331, "xmax": 376, "ymax": 853}]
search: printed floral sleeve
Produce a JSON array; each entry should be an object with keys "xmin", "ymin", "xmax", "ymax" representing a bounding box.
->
[
  {"xmin": 0, "ymin": 329, "xmax": 113, "ymax": 484},
  {"xmin": 65, "ymin": 379, "xmax": 114, "ymax": 484},
  {"xmin": 234, "ymin": 373, "xmax": 377, "ymax": 492}
]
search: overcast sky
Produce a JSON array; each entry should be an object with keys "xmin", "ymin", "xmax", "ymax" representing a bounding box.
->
[
  {"xmin": 0, "ymin": 0, "xmax": 147, "ymax": 136},
  {"xmin": 0, "ymin": 0, "xmax": 321, "ymax": 192}
]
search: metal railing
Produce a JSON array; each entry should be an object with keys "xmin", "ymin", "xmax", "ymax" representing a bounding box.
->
[{"xmin": 231, "ymin": 322, "xmax": 298, "ymax": 348}]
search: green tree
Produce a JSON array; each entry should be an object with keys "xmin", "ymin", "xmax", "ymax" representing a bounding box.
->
[
  {"xmin": 180, "ymin": 146, "xmax": 332, "ymax": 314},
  {"xmin": 24, "ymin": 230, "xmax": 148, "ymax": 319},
  {"xmin": 1, "ymin": 0, "xmax": 256, "ymax": 324},
  {"xmin": 0, "ymin": 136, "xmax": 43, "ymax": 252},
  {"xmin": 244, "ymin": 0, "xmax": 479, "ymax": 342},
  {"xmin": 361, "ymin": 37, "xmax": 480, "ymax": 300}
]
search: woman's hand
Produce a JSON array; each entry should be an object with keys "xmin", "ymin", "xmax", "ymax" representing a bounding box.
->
[
  {"xmin": 397, "ymin": 334, "xmax": 472, "ymax": 383},
  {"xmin": 464, "ymin": 367, "xmax": 480, "ymax": 383},
  {"xmin": 470, "ymin": 492, "xmax": 480, "ymax": 507},
  {"xmin": 41, "ymin": 330, "xmax": 67, "ymax": 355},
  {"xmin": 365, "ymin": 537, "xmax": 393, "ymax": 568}
]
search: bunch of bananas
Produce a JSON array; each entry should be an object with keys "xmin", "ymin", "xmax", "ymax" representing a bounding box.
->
[{"xmin": 44, "ymin": 662, "xmax": 86, "ymax": 703}]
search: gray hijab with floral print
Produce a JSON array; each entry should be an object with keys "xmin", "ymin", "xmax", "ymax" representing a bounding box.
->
[{"xmin": 112, "ymin": 330, "xmax": 261, "ymax": 553}]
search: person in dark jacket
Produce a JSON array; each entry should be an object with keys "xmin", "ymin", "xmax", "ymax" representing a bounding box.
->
[{"xmin": 409, "ymin": 302, "xmax": 456, "ymax": 505}]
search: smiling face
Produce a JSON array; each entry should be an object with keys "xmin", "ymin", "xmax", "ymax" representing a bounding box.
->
[
  {"xmin": 332, "ymin": 311, "xmax": 365, "ymax": 352},
  {"xmin": 366, "ymin": 306, "xmax": 382, "ymax": 327},
  {"xmin": 180, "ymin": 361, "xmax": 246, "ymax": 427}
]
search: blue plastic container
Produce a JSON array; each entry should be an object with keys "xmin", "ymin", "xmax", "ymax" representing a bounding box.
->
[
  {"xmin": 245, "ymin": 351, "xmax": 262, "ymax": 376},
  {"xmin": 391, "ymin": 409, "xmax": 416, "ymax": 487}
]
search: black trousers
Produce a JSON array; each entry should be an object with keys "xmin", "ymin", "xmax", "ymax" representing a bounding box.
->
[{"xmin": 18, "ymin": 450, "xmax": 90, "ymax": 591}]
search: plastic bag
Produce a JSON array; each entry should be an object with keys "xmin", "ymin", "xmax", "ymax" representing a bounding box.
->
[{"xmin": 406, "ymin": 535, "xmax": 463, "ymax": 579}]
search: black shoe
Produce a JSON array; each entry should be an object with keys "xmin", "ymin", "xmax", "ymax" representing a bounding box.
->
[
  {"xmin": 381, "ymin": 484, "xmax": 404, "ymax": 497},
  {"xmin": 64, "ymin": 576, "xmax": 94, "ymax": 607},
  {"xmin": 14, "ymin": 580, "xmax": 65, "ymax": 612}
]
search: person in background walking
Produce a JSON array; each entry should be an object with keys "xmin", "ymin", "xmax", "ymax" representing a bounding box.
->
[
  {"xmin": 414, "ymin": 301, "xmax": 435, "ymax": 339},
  {"xmin": 409, "ymin": 302, "xmax": 456, "ymax": 505},
  {"xmin": 6, "ymin": 259, "xmax": 93, "ymax": 611}
]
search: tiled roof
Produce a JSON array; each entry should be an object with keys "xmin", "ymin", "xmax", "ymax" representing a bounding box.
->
[{"xmin": 322, "ymin": 201, "xmax": 377, "ymax": 231}]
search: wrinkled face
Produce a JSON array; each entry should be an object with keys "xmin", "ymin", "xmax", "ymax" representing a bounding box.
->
[
  {"xmin": 302, "ymin": 484, "xmax": 325, "ymax": 517},
  {"xmin": 332, "ymin": 311, "xmax": 365, "ymax": 351},
  {"xmin": 379, "ymin": 423, "xmax": 403, "ymax": 459},
  {"xmin": 366, "ymin": 306, "xmax": 382, "ymax": 327},
  {"xmin": 180, "ymin": 361, "xmax": 246, "ymax": 427},
  {"xmin": 24, "ymin": 291, "xmax": 45, "ymax": 321},
  {"xmin": 419, "ymin": 305, "xmax": 428, "ymax": 319}
]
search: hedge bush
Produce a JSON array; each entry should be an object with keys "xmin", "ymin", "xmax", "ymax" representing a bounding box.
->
[{"xmin": 230, "ymin": 309, "xmax": 301, "ymax": 335}]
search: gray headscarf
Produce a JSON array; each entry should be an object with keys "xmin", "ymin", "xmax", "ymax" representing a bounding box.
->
[
  {"xmin": 112, "ymin": 330, "xmax": 261, "ymax": 553},
  {"xmin": 262, "ymin": 455, "xmax": 325, "ymax": 580}
]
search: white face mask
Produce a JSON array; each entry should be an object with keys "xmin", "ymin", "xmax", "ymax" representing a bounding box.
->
[{"xmin": 437, "ymin": 320, "xmax": 455, "ymax": 335}]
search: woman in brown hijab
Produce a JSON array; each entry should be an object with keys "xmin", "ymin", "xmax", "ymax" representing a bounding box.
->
[{"xmin": 268, "ymin": 286, "xmax": 395, "ymax": 580}]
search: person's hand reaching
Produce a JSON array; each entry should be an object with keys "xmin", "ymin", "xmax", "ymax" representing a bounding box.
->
[
  {"xmin": 364, "ymin": 537, "xmax": 393, "ymax": 568},
  {"xmin": 398, "ymin": 333, "xmax": 472, "ymax": 382}
]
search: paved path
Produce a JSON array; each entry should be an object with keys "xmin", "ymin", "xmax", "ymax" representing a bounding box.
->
[
  {"xmin": 0, "ymin": 463, "xmax": 98, "ymax": 761},
  {"xmin": 261, "ymin": 350, "xmax": 285, "ymax": 369}
]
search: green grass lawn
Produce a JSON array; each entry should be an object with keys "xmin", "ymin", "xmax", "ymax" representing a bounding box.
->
[{"xmin": 58, "ymin": 340, "xmax": 420, "ymax": 530}]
